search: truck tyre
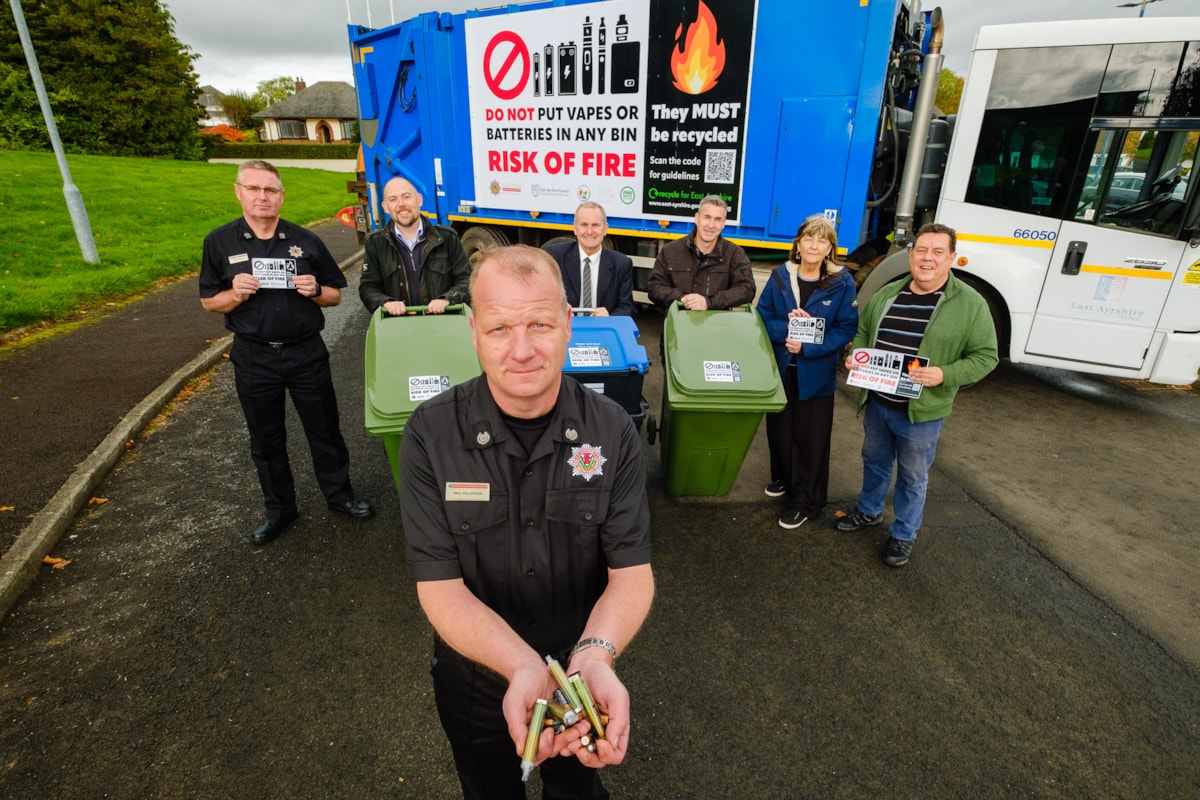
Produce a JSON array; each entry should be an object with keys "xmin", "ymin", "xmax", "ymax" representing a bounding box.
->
[
  {"xmin": 542, "ymin": 235, "xmax": 575, "ymax": 250},
  {"xmin": 461, "ymin": 226, "xmax": 511, "ymax": 268}
]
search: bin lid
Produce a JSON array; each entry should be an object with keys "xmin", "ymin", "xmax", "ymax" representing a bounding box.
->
[
  {"xmin": 663, "ymin": 306, "xmax": 786, "ymax": 410},
  {"xmin": 364, "ymin": 308, "xmax": 481, "ymax": 427},
  {"xmin": 563, "ymin": 316, "xmax": 649, "ymax": 375}
]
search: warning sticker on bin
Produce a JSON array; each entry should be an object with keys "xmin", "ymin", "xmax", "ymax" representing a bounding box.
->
[
  {"xmin": 703, "ymin": 360, "xmax": 742, "ymax": 383},
  {"xmin": 409, "ymin": 375, "xmax": 452, "ymax": 401},
  {"xmin": 568, "ymin": 346, "xmax": 612, "ymax": 368}
]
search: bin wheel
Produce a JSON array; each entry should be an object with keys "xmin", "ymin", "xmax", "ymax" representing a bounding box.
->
[{"xmin": 645, "ymin": 414, "xmax": 657, "ymax": 445}]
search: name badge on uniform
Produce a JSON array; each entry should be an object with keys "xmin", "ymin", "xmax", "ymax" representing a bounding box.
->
[
  {"xmin": 228, "ymin": 253, "xmax": 249, "ymax": 264},
  {"xmin": 445, "ymin": 482, "xmax": 490, "ymax": 501}
]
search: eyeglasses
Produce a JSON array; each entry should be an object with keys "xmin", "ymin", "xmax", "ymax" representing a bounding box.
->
[{"xmin": 237, "ymin": 183, "xmax": 283, "ymax": 196}]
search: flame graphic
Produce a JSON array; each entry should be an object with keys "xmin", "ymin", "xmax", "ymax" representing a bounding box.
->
[
  {"xmin": 907, "ymin": 359, "xmax": 921, "ymax": 374},
  {"xmin": 670, "ymin": 1, "xmax": 726, "ymax": 95}
]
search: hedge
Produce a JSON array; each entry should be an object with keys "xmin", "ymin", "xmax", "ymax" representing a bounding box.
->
[{"xmin": 210, "ymin": 142, "xmax": 359, "ymax": 159}]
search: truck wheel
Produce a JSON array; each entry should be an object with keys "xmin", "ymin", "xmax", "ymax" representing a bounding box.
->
[
  {"xmin": 542, "ymin": 235, "xmax": 575, "ymax": 250},
  {"xmin": 461, "ymin": 226, "xmax": 511, "ymax": 268}
]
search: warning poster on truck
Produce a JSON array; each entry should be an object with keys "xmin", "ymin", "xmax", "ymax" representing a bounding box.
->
[{"xmin": 465, "ymin": 0, "xmax": 757, "ymax": 223}]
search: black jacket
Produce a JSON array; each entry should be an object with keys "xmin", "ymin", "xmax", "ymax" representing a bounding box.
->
[{"xmin": 359, "ymin": 222, "xmax": 470, "ymax": 312}]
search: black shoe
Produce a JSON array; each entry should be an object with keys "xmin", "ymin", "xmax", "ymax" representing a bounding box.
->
[
  {"xmin": 882, "ymin": 536, "xmax": 914, "ymax": 568},
  {"xmin": 835, "ymin": 507, "xmax": 883, "ymax": 532},
  {"xmin": 778, "ymin": 510, "xmax": 808, "ymax": 530},
  {"xmin": 764, "ymin": 480, "xmax": 787, "ymax": 498},
  {"xmin": 328, "ymin": 498, "xmax": 374, "ymax": 520},
  {"xmin": 252, "ymin": 510, "xmax": 298, "ymax": 546}
]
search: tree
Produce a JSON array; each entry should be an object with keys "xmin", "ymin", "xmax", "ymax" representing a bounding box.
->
[
  {"xmin": 935, "ymin": 68, "xmax": 963, "ymax": 116},
  {"xmin": 221, "ymin": 90, "xmax": 265, "ymax": 130},
  {"xmin": 0, "ymin": 0, "xmax": 203, "ymax": 159},
  {"xmin": 255, "ymin": 76, "xmax": 297, "ymax": 108}
]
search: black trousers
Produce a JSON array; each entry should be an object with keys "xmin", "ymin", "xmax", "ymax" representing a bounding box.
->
[
  {"xmin": 765, "ymin": 365, "xmax": 835, "ymax": 518},
  {"xmin": 230, "ymin": 335, "xmax": 354, "ymax": 518},
  {"xmin": 431, "ymin": 639, "xmax": 609, "ymax": 800}
]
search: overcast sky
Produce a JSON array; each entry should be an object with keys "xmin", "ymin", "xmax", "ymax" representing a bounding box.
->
[{"xmin": 162, "ymin": 0, "xmax": 1198, "ymax": 95}]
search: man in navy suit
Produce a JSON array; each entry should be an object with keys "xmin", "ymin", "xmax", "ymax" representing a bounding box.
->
[{"xmin": 545, "ymin": 202, "xmax": 636, "ymax": 317}]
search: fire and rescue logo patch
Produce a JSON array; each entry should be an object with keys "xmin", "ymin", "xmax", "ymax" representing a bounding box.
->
[
  {"xmin": 288, "ymin": 245, "xmax": 304, "ymax": 258},
  {"xmin": 568, "ymin": 444, "xmax": 607, "ymax": 482}
]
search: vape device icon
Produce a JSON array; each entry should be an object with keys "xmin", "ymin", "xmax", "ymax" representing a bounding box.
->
[
  {"xmin": 610, "ymin": 14, "xmax": 639, "ymax": 94},
  {"xmin": 598, "ymin": 17, "xmax": 607, "ymax": 95},
  {"xmin": 581, "ymin": 16, "xmax": 593, "ymax": 95},
  {"xmin": 558, "ymin": 42, "xmax": 577, "ymax": 96},
  {"xmin": 544, "ymin": 44, "xmax": 554, "ymax": 96},
  {"xmin": 533, "ymin": 51, "xmax": 541, "ymax": 97}
]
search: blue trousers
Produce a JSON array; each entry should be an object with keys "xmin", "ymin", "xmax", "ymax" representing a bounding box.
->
[{"xmin": 855, "ymin": 396, "xmax": 944, "ymax": 541}]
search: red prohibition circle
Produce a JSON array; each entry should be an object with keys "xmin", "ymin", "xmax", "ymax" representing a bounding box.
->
[
  {"xmin": 853, "ymin": 350, "xmax": 871, "ymax": 364},
  {"xmin": 483, "ymin": 30, "xmax": 530, "ymax": 100}
]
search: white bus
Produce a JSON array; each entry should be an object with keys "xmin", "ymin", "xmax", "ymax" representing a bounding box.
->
[{"xmin": 863, "ymin": 17, "xmax": 1200, "ymax": 385}]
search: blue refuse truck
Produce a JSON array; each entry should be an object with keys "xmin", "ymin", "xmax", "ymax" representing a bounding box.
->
[
  {"xmin": 348, "ymin": 4, "xmax": 1200, "ymax": 385},
  {"xmin": 346, "ymin": 0, "xmax": 941, "ymax": 282}
]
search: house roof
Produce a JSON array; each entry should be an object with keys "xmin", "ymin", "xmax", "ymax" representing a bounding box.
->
[
  {"xmin": 252, "ymin": 81, "xmax": 357, "ymax": 120},
  {"xmin": 198, "ymin": 85, "xmax": 225, "ymax": 107}
]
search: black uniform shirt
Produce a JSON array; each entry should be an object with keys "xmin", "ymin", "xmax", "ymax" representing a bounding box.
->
[
  {"xmin": 399, "ymin": 375, "xmax": 652, "ymax": 657},
  {"xmin": 199, "ymin": 217, "xmax": 347, "ymax": 341}
]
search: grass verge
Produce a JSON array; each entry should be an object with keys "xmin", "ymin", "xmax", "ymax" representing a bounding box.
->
[{"xmin": 0, "ymin": 150, "xmax": 354, "ymax": 339}]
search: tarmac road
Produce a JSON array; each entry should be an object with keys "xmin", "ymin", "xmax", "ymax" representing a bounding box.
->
[{"xmin": 1, "ymin": 261, "xmax": 1198, "ymax": 798}]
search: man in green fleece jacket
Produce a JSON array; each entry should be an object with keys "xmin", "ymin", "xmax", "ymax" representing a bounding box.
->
[{"xmin": 837, "ymin": 223, "xmax": 998, "ymax": 567}]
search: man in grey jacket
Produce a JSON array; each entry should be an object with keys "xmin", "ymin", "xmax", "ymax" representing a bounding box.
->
[{"xmin": 359, "ymin": 176, "xmax": 470, "ymax": 315}]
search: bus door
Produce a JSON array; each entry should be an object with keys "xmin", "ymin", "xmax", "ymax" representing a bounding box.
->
[
  {"xmin": 1026, "ymin": 223, "xmax": 1184, "ymax": 369},
  {"xmin": 1026, "ymin": 126, "xmax": 1200, "ymax": 370}
]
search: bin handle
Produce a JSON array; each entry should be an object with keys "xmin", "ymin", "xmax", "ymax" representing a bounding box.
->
[
  {"xmin": 381, "ymin": 303, "xmax": 468, "ymax": 317},
  {"xmin": 672, "ymin": 301, "xmax": 751, "ymax": 312}
]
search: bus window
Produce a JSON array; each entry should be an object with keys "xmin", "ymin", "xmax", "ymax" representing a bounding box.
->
[
  {"xmin": 1079, "ymin": 128, "xmax": 1199, "ymax": 238},
  {"xmin": 965, "ymin": 45, "xmax": 1109, "ymax": 219},
  {"xmin": 1096, "ymin": 41, "xmax": 1200, "ymax": 118}
]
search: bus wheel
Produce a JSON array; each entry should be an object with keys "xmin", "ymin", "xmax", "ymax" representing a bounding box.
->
[
  {"xmin": 461, "ymin": 226, "xmax": 511, "ymax": 268},
  {"xmin": 958, "ymin": 273, "xmax": 1010, "ymax": 360}
]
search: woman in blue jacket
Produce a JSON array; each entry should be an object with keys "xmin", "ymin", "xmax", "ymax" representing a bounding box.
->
[{"xmin": 756, "ymin": 215, "xmax": 858, "ymax": 530}]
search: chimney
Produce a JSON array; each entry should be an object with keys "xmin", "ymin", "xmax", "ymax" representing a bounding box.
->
[{"xmin": 295, "ymin": 78, "xmax": 307, "ymax": 92}]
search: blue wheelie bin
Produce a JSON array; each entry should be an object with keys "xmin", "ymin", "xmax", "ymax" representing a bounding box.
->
[{"xmin": 563, "ymin": 315, "xmax": 651, "ymax": 431}]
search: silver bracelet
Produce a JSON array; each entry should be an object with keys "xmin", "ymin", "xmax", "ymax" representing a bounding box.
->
[{"xmin": 570, "ymin": 637, "xmax": 617, "ymax": 661}]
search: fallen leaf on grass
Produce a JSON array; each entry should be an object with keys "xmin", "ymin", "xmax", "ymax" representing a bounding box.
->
[
  {"xmin": 0, "ymin": 506, "xmax": 13, "ymax": 512},
  {"xmin": 42, "ymin": 556, "xmax": 71, "ymax": 569},
  {"xmin": 125, "ymin": 440, "xmax": 135, "ymax": 449},
  {"xmin": 88, "ymin": 497, "xmax": 108, "ymax": 506}
]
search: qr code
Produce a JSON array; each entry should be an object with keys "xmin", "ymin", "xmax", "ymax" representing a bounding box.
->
[{"xmin": 704, "ymin": 149, "xmax": 736, "ymax": 184}]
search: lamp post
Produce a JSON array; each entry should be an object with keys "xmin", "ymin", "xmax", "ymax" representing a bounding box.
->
[
  {"xmin": 8, "ymin": 0, "xmax": 100, "ymax": 264},
  {"xmin": 1116, "ymin": 0, "xmax": 1166, "ymax": 17}
]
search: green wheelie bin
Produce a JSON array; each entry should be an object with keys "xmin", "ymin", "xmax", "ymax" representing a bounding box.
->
[
  {"xmin": 659, "ymin": 303, "xmax": 786, "ymax": 496},
  {"xmin": 363, "ymin": 305, "xmax": 480, "ymax": 494}
]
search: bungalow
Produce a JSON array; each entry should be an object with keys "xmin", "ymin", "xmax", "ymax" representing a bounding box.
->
[{"xmin": 252, "ymin": 80, "xmax": 357, "ymax": 143}]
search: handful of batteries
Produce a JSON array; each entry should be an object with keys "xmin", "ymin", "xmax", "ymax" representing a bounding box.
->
[{"xmin": 520, "ymin": 655, "xmax": 609, "ymax": 782}]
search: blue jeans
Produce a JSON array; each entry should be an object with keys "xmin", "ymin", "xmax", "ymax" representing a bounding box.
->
[{"xmin": 855, "ymin": 397, "xmax": 944, "ymax": 541}]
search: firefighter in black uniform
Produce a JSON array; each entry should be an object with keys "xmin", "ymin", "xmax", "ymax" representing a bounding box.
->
[
  {"xmin": 399, "ymin": 245, "xmax": 654, "ymax": 800},
  {"xmin": 200, "ymin": 160, "xmax": 373, "ymax": 546}
]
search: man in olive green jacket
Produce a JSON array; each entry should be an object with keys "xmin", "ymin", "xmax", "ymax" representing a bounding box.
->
[
  {"xmin": 359, "ymin": 176, "xmax": 470, "ymax": 315},
  {"xmin": 837, "ymin": 223, "xmax": 998, "ymax": 568}
]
